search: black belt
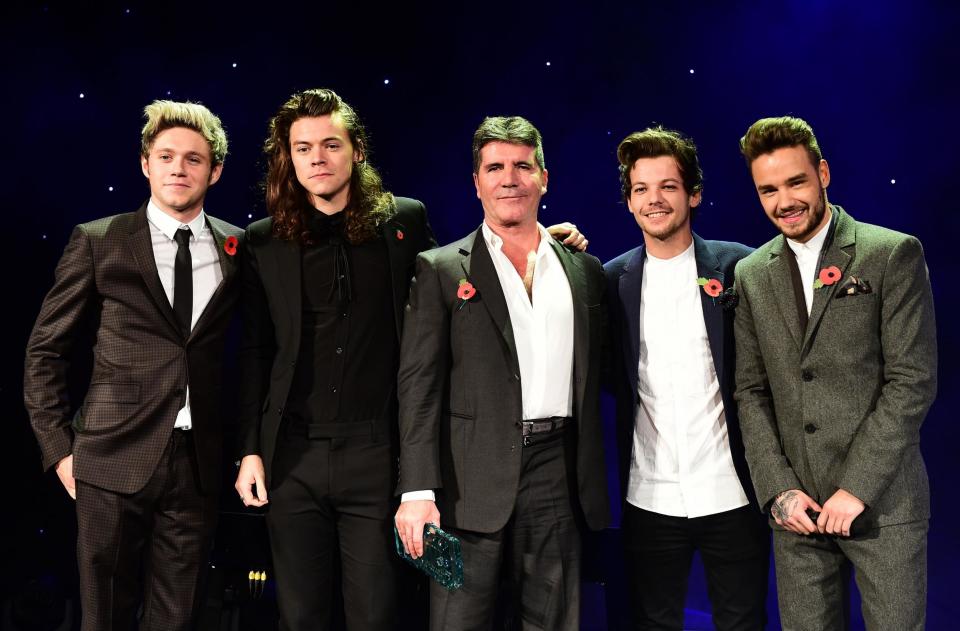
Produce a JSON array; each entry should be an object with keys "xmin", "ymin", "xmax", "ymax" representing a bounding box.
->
[
  {"xmin": 286, "ymin": 418, "xmax": 388, "ymax": 439},
  {"xmin": 520, "ymin": 416, "xmax": 571, "ymax": 445}
]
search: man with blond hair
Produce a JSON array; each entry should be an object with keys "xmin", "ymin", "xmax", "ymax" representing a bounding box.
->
[{"xmin": 24, "ymin": 100, "xmax": 243, "ymax": 630}]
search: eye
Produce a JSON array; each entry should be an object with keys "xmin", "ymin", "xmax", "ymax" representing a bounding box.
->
[
  {"xmin": 325, "ymin": 143, "xmax": 340, "ymax": 151},
  {"xmin": 633, "ymin": 186, "xmax": 646, "ymax": 195},
  {"xmin": 158, "ymin": 153, "xmax": 172, "ymax": 161},
  {"xmin": 663, "ymin": 184, "xmax": 677, "ymax": 191},
  {"xmin": 295, "ymin": 146, "xmax": 309, "ymax": 153},
  {"xmin": 188, "ymin": 156, "xmax": 202, "ymax": 165}
]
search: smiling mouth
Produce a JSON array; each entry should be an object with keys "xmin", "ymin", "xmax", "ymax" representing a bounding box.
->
[
  {"xmin": 778, "ymin": 208, "xmax": 806, "ymax": 224},
  {"xmin": 644, "ymin": 210, "xmax": 671, "ymax": 219}
]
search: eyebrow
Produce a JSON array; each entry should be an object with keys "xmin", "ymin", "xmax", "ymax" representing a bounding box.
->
[
  {"xmin": 292, "ymin": 136, "xmax": 343, "ymax": 145},
  {"xmin": 633, "ymin": 177, "xmax": 681, "ymax": 187}
]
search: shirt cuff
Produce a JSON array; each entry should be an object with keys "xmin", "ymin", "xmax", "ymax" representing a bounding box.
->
[{"xmin": 401, "ymin": 490, "xmax": 435, "ymax": 503}]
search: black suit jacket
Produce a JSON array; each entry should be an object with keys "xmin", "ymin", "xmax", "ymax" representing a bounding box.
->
[
  {"xmin": 237, "ymin": 197, "xmax": 436, "ymax": 480},
  {"xmin": 603, "ymin": 233, "xmax": 757, "ymax": 506},
  {"xmin": 396, "ymin": 226, "xmax": 611, "ymax": 533},
  {"xmin": 24, "ymin": 202, "xmax": 243, "ymax": 495}
]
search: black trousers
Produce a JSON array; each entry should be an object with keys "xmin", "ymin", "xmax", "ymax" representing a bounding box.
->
[
  {"xmin": 266, "ymin": 427, "xmax": 400, "ymax": 631},
  {"xmin": 75, "ymin": 429, "xmax": 217, "ymax": 631},
  {"xmin": 430, "ymin": 427, "xmax": 581, "ymax": 631},
  {"xmin": 622, "ymin": 503, "xmax": 770, "ymax": 631}
]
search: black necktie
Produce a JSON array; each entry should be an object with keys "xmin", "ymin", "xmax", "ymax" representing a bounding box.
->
[
  {"xmin": 784, "ymin": 246, "xmax": 809, "ymax": 332},
  {"xmin": 173, "ymin": 228, "xmax": 193, "ymax": 337}
]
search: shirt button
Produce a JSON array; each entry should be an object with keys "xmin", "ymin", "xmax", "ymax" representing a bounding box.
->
[
  {"xmin": 513, "ymin": 374, "xmax": 520, "ymax": 382},
  {"xmin": 336, "ymin": 347, "xmax": 343, "ymax": 355},
  {"xmin": 331, "ymin": 387, "xmax": 338, "ymax": 393},
  {"xmin": 804, "ymin": 423, "xmax": 817, "ymax": 434},
  {"xmin": 802, "ymin": 370, "xmax": 814, "ymax": 382}
]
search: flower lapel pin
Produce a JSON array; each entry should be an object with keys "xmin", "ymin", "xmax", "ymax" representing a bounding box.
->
[
  {"xmin": 813, "ymin": 265, "xmax": 841, "ymax": 289},
  {"xmin": 456, "ymin": 279, "xmax": 476, "ymax": 310},
  {"xmin": 224, "ymin": 235, "xmax": 238, "ymax": 256}
]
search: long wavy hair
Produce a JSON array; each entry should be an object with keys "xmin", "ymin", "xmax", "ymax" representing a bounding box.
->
[{"xmin": 263, "ymin": 88, "xmax": 394, "ymax": 244}]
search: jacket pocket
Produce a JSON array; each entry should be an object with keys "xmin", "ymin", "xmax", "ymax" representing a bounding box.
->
[{"xmin": 86, "ymin": 382, "xmax": 140, "ymax": 404}]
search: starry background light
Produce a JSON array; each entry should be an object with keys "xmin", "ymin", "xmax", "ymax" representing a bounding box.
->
[{"xmin": 3, "ymin": 2, "xmax": 957, "ymax": 628}]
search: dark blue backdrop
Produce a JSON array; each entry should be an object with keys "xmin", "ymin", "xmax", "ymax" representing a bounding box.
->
[{"xmin": 4, "ymin": 2, "xmax": 956, "ymax": 628}]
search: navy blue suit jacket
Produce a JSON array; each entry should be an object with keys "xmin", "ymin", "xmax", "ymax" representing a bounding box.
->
[{"xmin": 603, "ymin": 233, "xmax": 757, "ymax": 507}]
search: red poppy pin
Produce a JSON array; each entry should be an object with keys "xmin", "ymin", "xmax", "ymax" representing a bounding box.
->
[
  {"xmin": 396, "ymin": 229, "xmax": 405, "ymax": 241},
  {"xmin": 224, "ymin": 235, "xmax": 238, "ymax": 256},
  {"xmin": 813, "ymin": 265, "xmax": 841, "ymax": 289},
  {"xmin": 697, "ymin": 277, "xmax": 723, "ymax": 298},
  {"xmin": 456, "ymin": 279, "xmax": 476, "ymax": 310}
]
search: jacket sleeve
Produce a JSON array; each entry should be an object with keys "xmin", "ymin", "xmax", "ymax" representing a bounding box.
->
[
  {"xmin": 237, "ymin": 230, "xmax": 276, "ymax": 459},
  {"xmin": 733, "ymin": 263, "xmax": 804, "ymax": 510},
  {"xmin": 396, "ymin": 252, "xmax": 449, "ymax": 495},
  {"xmin": 836, "ymin": 236, "xmax": 937, "ymax": 505},
  {"xmin": 23, "ymin": 225, "xmax": 96, "ymax": 471}
]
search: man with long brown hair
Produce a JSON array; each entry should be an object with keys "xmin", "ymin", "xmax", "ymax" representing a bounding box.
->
[{"xmin": 233, "ymin": 89, "xmax": 585, "ymax": 630}]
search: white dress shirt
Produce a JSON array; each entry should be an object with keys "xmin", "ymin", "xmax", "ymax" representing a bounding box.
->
[
  {"xmin": 785, "ymin": 208, "xmax": 833, "ymax": 314},
  {"xmin": 147, "ymin": 200, "xmax": 223, "ymax": 430},
  {"xmin": 626, "ymin": 242, "xmax": 749, "ymax": 518},
  {"xmin": 402, "ymin": 222, "xmax": 575, "ymax": 503}
]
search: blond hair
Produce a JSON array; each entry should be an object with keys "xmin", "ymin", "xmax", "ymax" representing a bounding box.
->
[{"xmin": 140, "ymin": 100, "xmax": 228, "ymax": 165}]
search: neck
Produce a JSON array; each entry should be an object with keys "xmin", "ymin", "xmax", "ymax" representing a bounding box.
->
[
  {"xmin": 487, "ymin": 220, "xmax": 541, "ymax": 279},
  {"xmin": 152, "ymin": 198, "xmax": 203, "ymax": 225},
  {"xmin": 309, "ymin": 189, "xmax": 350, "ymax": 216},
  {"xmin": 643, "ymin": 228, "xmax": 693, "ymax": 260}
]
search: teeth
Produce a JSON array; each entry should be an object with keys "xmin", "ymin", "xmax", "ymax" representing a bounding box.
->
[{"xmin": 647, "ymin": 212, "xmax": 667, "ymax": 218}]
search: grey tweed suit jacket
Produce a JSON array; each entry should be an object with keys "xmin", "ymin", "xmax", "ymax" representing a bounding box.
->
[
  {"xmin": 733, "ymin": 205, "xmax": 937, "ymax": 529},
  {"xmin": 24, "ymin": 202, "xmax": 244, "ymax": 495}
]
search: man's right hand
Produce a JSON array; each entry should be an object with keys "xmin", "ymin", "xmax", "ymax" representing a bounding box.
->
[
  {"xmin": 771, "ymin": 489, "xmax": 822, "ymax": 535},
  {"xmin": 395, "ymin": 500, "xmax": 440, "ymax": 559},
  {"xmin": 55, "ymin": 454, "xmax": 76, "ymax": 500},
  {"xmin": 235, "ymin": 455, "xmax": 269, "ymax": 507}
]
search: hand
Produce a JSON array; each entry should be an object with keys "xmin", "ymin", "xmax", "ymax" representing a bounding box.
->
[
  {"xmin": 235, "ymin": 455, "xmax": 269, "ymax": 507},
  {"xmin": 816, "ymin": 489, "xmax": 865, "ymax": 537},
  {"xmin": 394, "ymin": 500, "xmax": 440, "ymax": 559},
  {"xmin": 55, "ymin": 454, "xmax": 76, "ymax": 500},
  {"xmin": 545, "ymin": 222, "xmax": 588, "ymax": 252},
  {"xmin": 771, "ymin": 489, "xmax": 821, "ymax": 535}
]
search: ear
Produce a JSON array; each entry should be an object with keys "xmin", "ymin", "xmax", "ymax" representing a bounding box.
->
[
  {"xmin": 140, "ymin": 155, "xmax": 150, "ymax": 179},
  {"xmin": 473, "ymin": 172, "xmax": 481, "ymax": 199},
  {"xmin": 818, "ymin": 159, "xmax": 830, "ymax": 189},
  {"xmin": 208, "ymin": 162, "xmax": 224, "ymax": 186},
  {"xmin": 689, "ymin": 190, "xmax": 702, "ymax": 208},
  {"xmin": 540, "ymin": 168, "xmax": 548, "ymax": 194},
  {"xmin": 353, "ymin": 142, "xmax": 365, "ymax": 164}
]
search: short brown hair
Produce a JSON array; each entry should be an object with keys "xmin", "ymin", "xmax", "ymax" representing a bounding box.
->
[
  {"xmin": 472, "ymin": 116, "xmax": 545, "ymax": 173},
  {"xmin": 140, "ymin": 100, "xmax": 228, "ymax": 165},
  {"xmin": 617, "ymin": 126, "xmax": 702, "ymax": 203},
  {"xmin": 739, "ymin": 116, "xmax": 822, "ymax": 169}
]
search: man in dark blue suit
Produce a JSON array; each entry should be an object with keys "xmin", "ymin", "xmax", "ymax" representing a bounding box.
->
[{"xmin": 604, "ymin": 127, "xmax": 769, "ymax": 630}]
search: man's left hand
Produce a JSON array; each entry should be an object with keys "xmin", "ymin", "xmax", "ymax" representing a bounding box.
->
[
  {"xmin": 545, "ymin": 222, "xmax": 588, "ymax": 251},
  {"xmin": 817, "ymin": 488, "xmax": 865, "ymax": 537}
]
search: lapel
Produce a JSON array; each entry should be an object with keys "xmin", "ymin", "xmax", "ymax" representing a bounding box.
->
[
  {"xmin": 802, "ymin": 207, "xmax": 855, "ymax": 356},
  {"xmin": 272, "ymin": 234, "xmax": 303, "ymax": 345},
  {"xmin": 617, "ymin": 245, "xmax": 646, "ymax": 400},
  {"xmin": 462, "ymin": 227, "xmax": 521, "ymax": 376},
  {"xmin": 382, "ymin": 213, "xmax": 408, "ymax": 342},
  {"xmin": 189, "ymin": 216, "xmax": 237, "ymax": 340},
  {"xmin": 126, "ymin": 203, "xmax": 182, "ymax": 338},
  {"xmin": 764, "ymin": 236, "xmax": 805, "ymax": 353},
  {"xmin": 693, "ymin": 234, "xmax": 726, "ymax": 385},
  {"xmin": 549, "ymin": 240, "xmax": 590, "ymax": 407}
]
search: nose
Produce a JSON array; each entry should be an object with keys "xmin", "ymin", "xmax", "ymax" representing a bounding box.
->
[
  {"xmin": 500, "ymin": 165, "xmax": 519, "ymax": 188},
  {"xmin": 310, "ymin": 147, "xmax": 326, "ymax": 166},
  {"xmin": 776, "ymin": 189, "xmax": 794, "ymax": 212},
  {"xmin": 170, "ymin": 155, "xmax": 187, "ymax": 176},
  {"xmin": 647, "ymin": 186, "xmax": 664, "ymax": 205}
]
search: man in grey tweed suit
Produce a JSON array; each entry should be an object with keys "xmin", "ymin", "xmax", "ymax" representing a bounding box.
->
[
  {"xmin": 733, "ymin": 116, "xmax": 937, "ymax": 630},
  {"xmin": 24, "ymin": 101, "xmax": 243, "ymax": 630}
]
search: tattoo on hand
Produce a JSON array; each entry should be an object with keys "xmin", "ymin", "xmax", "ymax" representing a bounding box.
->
[{"xmin": 772, "ymin": 491, "xmax": 798, "ymax": 521}]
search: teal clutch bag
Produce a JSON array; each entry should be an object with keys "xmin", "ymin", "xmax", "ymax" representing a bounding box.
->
[{"xmin": 394, "ymin": 522, "xmax": 463, "ymax": 591}]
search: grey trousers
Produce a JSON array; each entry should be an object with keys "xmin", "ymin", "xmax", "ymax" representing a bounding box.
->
[{"xmin": 772, "ymin": 519, "xmax": 927, "ymax": 631}]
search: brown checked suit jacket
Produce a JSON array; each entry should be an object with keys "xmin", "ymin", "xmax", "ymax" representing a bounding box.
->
[{"xmin": 24, "ymin": 202, "xmax": 243, "ymax": 495}]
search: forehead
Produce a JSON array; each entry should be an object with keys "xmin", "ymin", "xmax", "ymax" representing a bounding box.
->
[
  {"xmin": 289, "ymin": 113, "xmax": 349, "ymax": 142},
  {"xmin": 750, "ymin": 145, "xmax": 816, "ymax": 182},
  {"xmin": 150, "ymin": 126, "xmax": 211, "ymax": 156},
  {"xmin": 478, "ymin": 141, "xmax": 538, "ymax": 165},
  {"xmin": 629, "ymin": 155, "xmax": 683, "ymax": 183}
]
